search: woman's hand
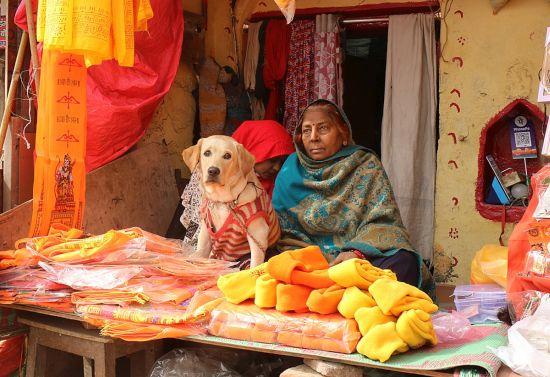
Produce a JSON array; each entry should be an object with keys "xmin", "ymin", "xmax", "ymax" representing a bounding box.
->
[{"xmin": 329, "ymin": 251, "xmax": 358, "ymax": 266}]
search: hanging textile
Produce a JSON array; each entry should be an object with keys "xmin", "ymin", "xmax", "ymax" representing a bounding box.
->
[
  {"xmin": 314, "ymin": 14, "xmax": 344, "ymax": 107},
  {"xmin": 380, "ymin": 14, "xmax": 437, "ymax": 262},
  {"xmin": 199, "ymin": 57, "xmax": 226, "ymax": 137},
  {"xmin": 254, "ymin": 21, "xmax": 269, "ymax": 119},
  {"xmin": 30, "ymin": 51, "xmax": 87, "ymax": 236},
  {"xmin": 244, "ymin": 22, "xmax": 265, "ymax": 120},
  {"xmin": 263, "ymin": 20, "xmax": 290, "ymax": 121},
  {"xmin": 244, "ymin": 22, "xmax": 261, "ymax": 94},
  {"xmin": 283, "ymin": 20, "xmax": 315, "ymax": 135},
  {"xmin": 15, "ymin": 0, "xmax": 184, "ymax": 172},
  {"xmin": 36, "ymin": 0, "xmax": 153, "ymax": 67}
]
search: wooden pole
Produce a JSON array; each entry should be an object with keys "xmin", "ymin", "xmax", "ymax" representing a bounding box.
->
[
  {"xmin": 0, "ymin": 32, "xmax": 28, "ymax": 159},
  {"xmin": 24, "ymin": 0, "xmax": 40, "ymax": 94}
]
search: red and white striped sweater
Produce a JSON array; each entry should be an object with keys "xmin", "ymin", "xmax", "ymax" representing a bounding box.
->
[{"xmin": 201, "ymin": 190, "xmax": 280, "ymax": 262}]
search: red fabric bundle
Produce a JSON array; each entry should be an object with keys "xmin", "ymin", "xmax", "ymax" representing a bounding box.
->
[
  {"xmin": 0, "ymin": 335, "xmax": 25, "ymax": 377},
  {"xmin": 262, "ymin": 20, "xmax": 290, "ymax": 121}
]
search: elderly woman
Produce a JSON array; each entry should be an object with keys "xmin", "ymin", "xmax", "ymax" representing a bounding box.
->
[
  {"xmin": 272, "ymin": 99, "xmax": 421, "ymax": 286},
  {"xmin": 181, "ymin": 120, "xmax": 294, "ymax": 247}
]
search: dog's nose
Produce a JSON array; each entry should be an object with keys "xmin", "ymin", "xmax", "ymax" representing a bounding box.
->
[{"xmin": 208, "ymin": 167, "xmax": 220, "ymax": 176}]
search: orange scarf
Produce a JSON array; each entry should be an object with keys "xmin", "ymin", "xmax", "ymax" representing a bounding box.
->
[{"xmin": 30, "ymin": 50, "xmax": 87, "ymax": 237}]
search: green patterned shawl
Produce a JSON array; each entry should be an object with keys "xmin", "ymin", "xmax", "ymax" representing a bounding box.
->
[{"xmin": 272, "ymin": 101, "xmax": 416, "ymax": 264}]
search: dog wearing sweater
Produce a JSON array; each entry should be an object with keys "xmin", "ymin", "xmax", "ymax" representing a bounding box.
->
[{"xmin": 182, "ymin": 136, "xmax": 280, "ymax": 268}]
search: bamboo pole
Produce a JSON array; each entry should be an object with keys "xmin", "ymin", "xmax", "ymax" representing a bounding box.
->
[
  {"xmin": 24, "ymin": 0, "xmax": 40, "ymax": 94},
  {"xmin": 0, "ymin": 32, "xmax": 29, "ymax": 159}
]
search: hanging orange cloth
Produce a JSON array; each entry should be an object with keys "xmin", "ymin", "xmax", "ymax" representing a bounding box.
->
[
  {"xmin": 30, "ymin": 50, "xmax": 87, "ymax": 237},
  {"xmin": 36, "ymin": 0, "xmax": 154, "ymax": 67}
]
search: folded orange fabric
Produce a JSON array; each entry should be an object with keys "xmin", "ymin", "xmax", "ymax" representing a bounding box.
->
[
  {"xmin": 276, "ymin": 283, "xmax": 312, "ymax": 313},
  {"xmin": 251, "ymin": 322, "xmax": 278, "ymax": 343},
  {"xmin": 306, "ymin": 285, "xmax": 345, "ymax": 314},
  {"xmin": 277, "ymin": 330, "xmax": 303, "ymax": 348},
  {"xmin": 267, "ymin": 246, "xmax": 329, "ymax": 283},
  {"xmin": 208, "ymin": 302, "xmax": 360, "ymax": 354},
  {"xmin": 291, "ymin": 269, "xmax": 333, "ymax": 289}
]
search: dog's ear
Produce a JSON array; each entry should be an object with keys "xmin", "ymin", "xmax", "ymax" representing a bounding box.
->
[
  {"xmin": 182, "ymin": 139, "xmax": 203, "ymax": 171},
  {"xmin": 236, "ymin": 143, "xmax": 255, "ymax": 177}
]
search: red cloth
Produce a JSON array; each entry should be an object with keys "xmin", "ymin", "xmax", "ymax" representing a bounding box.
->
[
  {"xmin": 0, "ymin": 335, "xmax": 24, "ymax": 377},
  {"xmin": 284, "ymin": 20, "xmax": 315, "ymax": 135},
  {"xmin": 15, "ymin": 0, "xmax": 183, "ymax": 172},
  {"xmin": 232, "ymin": 120, "xmax": 294, "ymax": 196},
  {"xmin": 262, "ymin": 20, "xmax": 290, "ymax": 121},
  {"xmin": 508, "ymin": 165, "xmax": 550, "ymax": 293}
]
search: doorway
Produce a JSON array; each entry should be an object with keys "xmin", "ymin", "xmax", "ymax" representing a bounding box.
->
[{"xmin": 342, "ymin": 31, "xmax": 388, "ymax": 157}]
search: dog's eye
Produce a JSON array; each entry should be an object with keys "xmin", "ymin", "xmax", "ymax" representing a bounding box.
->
[
  {"xmin": 223, "ymin": 153, "xmax": 232, "ymax": 160},
  {"xmin": 203, "ymin": 150, "xmax": 211, "ymax": 157}
]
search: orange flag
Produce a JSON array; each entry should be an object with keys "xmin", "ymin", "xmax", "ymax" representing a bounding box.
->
[{"xmin": 30, "ymin": 50, "xmax": 87, "ymax": 236}]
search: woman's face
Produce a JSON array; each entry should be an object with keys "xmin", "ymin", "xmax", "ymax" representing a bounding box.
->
[
  {"xmin": 254, "ymin": 156, "xmax": 286, "ymax": 180},
  {"xmin": 301, "ymin": 107, "xmax": 345, "ymax": 161}
]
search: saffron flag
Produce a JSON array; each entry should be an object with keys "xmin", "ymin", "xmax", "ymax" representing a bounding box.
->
[{"xmin": 30, "ymin": 51, "xmax": 87, "ymax": 236}]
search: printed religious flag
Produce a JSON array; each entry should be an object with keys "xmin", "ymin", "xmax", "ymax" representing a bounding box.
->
[{"xmin": 30, "ymin": 51, "xmax": 87, "ymax": 236}]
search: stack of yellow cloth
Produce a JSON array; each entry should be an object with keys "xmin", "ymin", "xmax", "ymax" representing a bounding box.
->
[
  {"xmin": 216, "ymin": 248, "xmax": 439, "ymax": 362},
  {"xmin": 352, "ymin": 278, "xmax": 439, "ymax": 362},
  {"xmin": 218, "ymin": 246, "xmax": 335, "ymax": 313}
]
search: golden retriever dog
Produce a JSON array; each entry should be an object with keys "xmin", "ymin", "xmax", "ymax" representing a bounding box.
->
[{"xmin": 182, "ymin": 136, "xmax": 280, "ymax": 268}]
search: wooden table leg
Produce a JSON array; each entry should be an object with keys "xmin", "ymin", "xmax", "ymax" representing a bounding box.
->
[
  {"xmin": 94, "ymin": 344, "xmax": 116, "ymax": 377},
  {"xmin": 129, "ymin": 342, "xmax": 159, "ymax": 377},
  {"xmin": 83, "ymin": 357, "xmax": 94, "ymax": 377},
  {"xmin": 25, "ymin": 330, "xmax": 47, "ymax": 377}
]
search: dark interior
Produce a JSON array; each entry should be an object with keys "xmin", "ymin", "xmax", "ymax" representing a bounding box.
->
[{"xmin": 342, "ymin": 30, "xmax": 388, "ymax": 157}]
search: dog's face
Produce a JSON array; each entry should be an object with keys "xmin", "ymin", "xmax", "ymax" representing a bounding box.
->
[{"xmin": 182, "ymin": 136, "xmax": 255, "ymax": 194}]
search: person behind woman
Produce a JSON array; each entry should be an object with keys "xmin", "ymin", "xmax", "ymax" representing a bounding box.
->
[
  {"xmin": 272, "ymin": 99, "xmax": 422, "ymax": 287},
  {"xmin": 181, "ymin": 120, "xmax": 294, "ymax": 247}
]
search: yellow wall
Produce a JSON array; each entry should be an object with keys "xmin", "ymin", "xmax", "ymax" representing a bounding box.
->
[
  {"xmin": 434, "ymin": 0, "xmax": 550, "ymax": 283},
  {"xmin": 137, "ymin": 60, "xmax": 197, "ymax": 176}
]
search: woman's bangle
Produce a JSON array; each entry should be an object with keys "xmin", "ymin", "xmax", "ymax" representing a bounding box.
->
[{"xmin": 352, "ymin": 250, "xmax": 365, "ymax": 259}]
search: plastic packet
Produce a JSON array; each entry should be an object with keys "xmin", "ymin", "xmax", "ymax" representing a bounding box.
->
[
  {"xmin": 125, "ymin": 227, "xmax": 194, "ymax": 256},
  {"xmin": 470, "ymin": 244, "xmax": 507, "ymax": 287},
  {"xmin": 431, "ymin": 311, "xmax": 481, "ymax": 344},
  {"xmin": 149, "ymin": 348, "xmax": 241, "ymax": 377},
  {"xmin": 24, "ymin": 230, "xmax": 147, "ymax": 264},
  {"xmin": 507, "ymin": 290, "xmax": 546, "ymax": 323},
  {"xmin": 493, "ymin": 294, "xmax": 550, "ymax": 377},
  {"xmin": 208, "ymin": 301, "xmax": 361, "ymax": 354},
  {"xmin": 523, "ymin": 249, "xmax": 550, "ymax": 277},
  {"xmin": 38, "ymin": 262, "xmax": 142, "ymax": 290}
]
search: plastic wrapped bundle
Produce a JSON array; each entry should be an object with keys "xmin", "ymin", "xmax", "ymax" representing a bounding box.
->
[{"xmin": 208, "ymin": 302, "xmax": 361, "ymax": 354}]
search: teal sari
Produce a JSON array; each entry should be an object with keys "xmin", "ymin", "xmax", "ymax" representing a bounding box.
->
[{"xmin": 272, "ymin": 100, "xmax": 420, "ymax": 270}]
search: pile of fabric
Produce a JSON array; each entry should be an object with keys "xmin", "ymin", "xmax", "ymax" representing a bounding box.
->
[
  {"xmin": 0, "ymin": 226, "xmax": 234, "ymax": 341},
  {"xmin": 209, "ymin": 301, "xmax": 360, "ymax": 354},
  {"xmin": 216, "ymin": 246, "xmax": 438, "ymax": 362}
]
